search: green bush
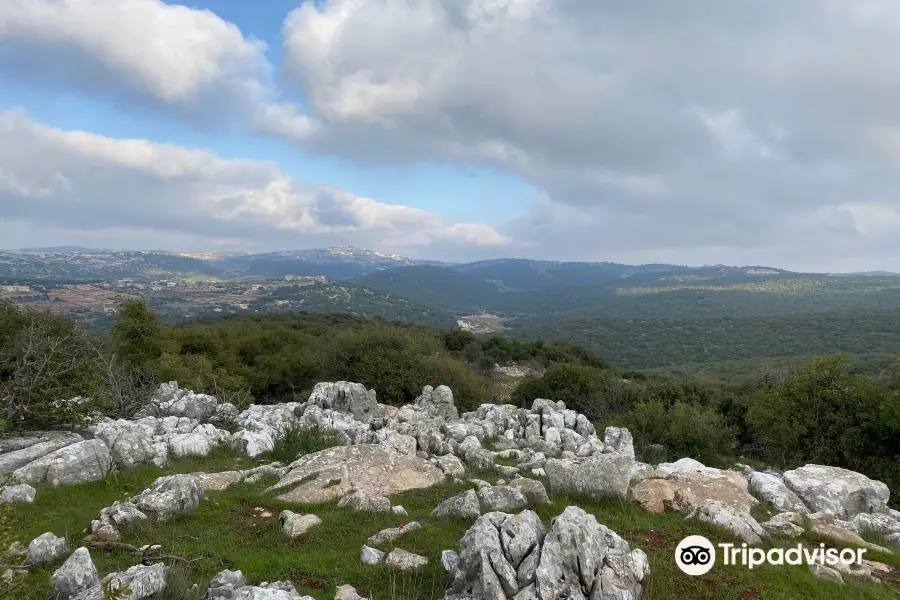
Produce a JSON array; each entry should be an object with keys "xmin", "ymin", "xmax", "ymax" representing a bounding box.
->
[
  {"xmin": 510, "ymin": 363, "xmax": 640, "ymax": 421},
  {"xmin": 0, "ymin": 301, "xmax": 104, "ymax": 429},
  {"xmin": 746, "ymin": 355, "xmax": 900, "ymax": 494},
  {"xmin": 621, "ymin": 400, "xmax": 737, "ymax": 466},
  {"xmin": 270, "ymin": 420, "xmax": 342, "ymax": 464},
  {"xmin": 323, "ymin": 323, "xmax": 492, "ymax": 407}
]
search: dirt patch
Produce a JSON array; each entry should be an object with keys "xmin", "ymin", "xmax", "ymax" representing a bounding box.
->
[
  {"xmin": 457, "ymin": 313, "xmax": 506, "ymax": 334},
  {"xmin": 736, "ymin": 591, "xmax": 761, "ymax": 600},
  {"xmin": 621, "ymin": 529, "xmax": 676, "ymax": 551},
  {"xmin": 244, "ymin": 506, "xmax": 277, "ymax": 520},
  {"xmin": 873, "ymin": 563, "xmax": 900, "ymax": 586},
  {"xmin": 287, "ymin": 570, "xmax": 327, "ymax": 590}
]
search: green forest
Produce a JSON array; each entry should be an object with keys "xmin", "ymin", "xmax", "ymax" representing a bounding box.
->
[{"xmin": 2, "ymin": 299, "xmax": 898, "ymax": 506}]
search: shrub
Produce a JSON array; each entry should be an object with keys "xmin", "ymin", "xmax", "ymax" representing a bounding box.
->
[
  {"xmin": 323, "ymin": 323, "xmax": 491, "ymax": 407},
  {"xmin": 0, "ymin": 301, "xmax": 104, "ymax": 429},
  {"xmin": 510, "ymin": 363, "xmax": 640, "ymax": 421},
  {"xmin": 746, "ymin": 355, "xmax": 900, "ymax": 495},
  {"xmin": 270, "ymin": 420, "xmax": 342, "ymax": 464},
  {"xmin": 621, "ymin": 400, "xmax": 737, "ymax": 466}
]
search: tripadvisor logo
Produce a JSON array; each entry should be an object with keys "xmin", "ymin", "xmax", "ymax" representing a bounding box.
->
[
  {"xmin": 675, "ymin": 535, "xmax": 868, "ymax": 576},
  {"xmin": 676, "ymin": 535, "xmax": 716, "ymax": 575}
]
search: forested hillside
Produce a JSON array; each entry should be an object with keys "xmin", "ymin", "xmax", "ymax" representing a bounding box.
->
[{"xmin": 2, "ymin": 300, "xmax": 897, "ymax": 504}]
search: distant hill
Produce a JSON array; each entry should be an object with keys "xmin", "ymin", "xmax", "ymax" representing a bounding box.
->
[
  {"xmin": 354, "ymin": 265, "xmax": 505, "ymax": 312},
  {"xmin": 12, "ymin": 246, "xmax": 105, "ymax": 253},
  {"xmin": 0, "ymin": 246, "xmax": 443, "ymax": 282},
  {"xmin": 212, "ymin": 246, "xmax": 445, "ymax": 280},
  {"xmin": 0, "ymin": 250, "xmax": 225, "ymax": 281}
]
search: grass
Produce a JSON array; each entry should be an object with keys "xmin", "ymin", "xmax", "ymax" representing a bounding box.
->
[
  {"xmin": 265, "ymin": 421, "xmax": 343, "ymax": 465},
  {"xmin": 5, "ymin": 450, "xmax": 900, "ymax": 600}
]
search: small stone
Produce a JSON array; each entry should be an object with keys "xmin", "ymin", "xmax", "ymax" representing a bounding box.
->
[
  {"xmin": 441, "ymin": 549, "xmax": 459, "ymax": 573},
  {"xmin": 26, "ymin": 532, "xmax": 69, "ymax": 566},
  {"xmin": 205, "ymin": 569, "xmax": 246, "ymax": 600},
  {"xmin": 360, "ymin": 545, "xmax": 385, "ymax": 566},
  {"xmin": 335, "ymin": 584, "xmax": 360, "ymax": 600},
  {"xmin": 279, "ymin": 510, "xmax": 322, "ymax": 539},
  {"xmin": 366, "ymin": 522, "xmax": 421, "ymax": 547},
  {"xmin": 391, "ymin": 505, "xmax": 408, "ymax": 515},
  {"xmin": 0, "ymin": 484, "xmax": 37, "ymax": 504},
  {"xmin": 52, "ymin": 547, "xmax": 99, "ymax": 598},
  {"xmin": 808, "ymin": 563, "xmax": 844, "ymax": 585},
  {"xmin": 384, "ymin": 548, "xmax": 428, "ymax": 571}
]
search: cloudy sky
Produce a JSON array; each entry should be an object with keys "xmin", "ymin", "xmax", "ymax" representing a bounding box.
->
[{"xmin": 2, "ymin": 0, "xmax": 900, "ymax": 271}]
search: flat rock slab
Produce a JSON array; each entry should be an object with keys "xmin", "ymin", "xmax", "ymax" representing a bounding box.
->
[
  {"xmin": 0, "ymin": 433, "xmax": 84, "ymax": 472},
  {"xmin": 13, "ymin": 439, "xmax": 111, "ymax": 486},
  {"xmin": 269, "ymin": 445, "xmax": 444, "ymax": 504}
]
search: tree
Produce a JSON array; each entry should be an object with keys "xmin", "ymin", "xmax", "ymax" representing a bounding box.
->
[
  {"xmin": 511, "ymin": 363, "xmax": 639, "ymax": 422},
  {"xmin": 110, "ymin": 300, "xmax": 175, "ymax": 372},
  {"xmin": 0, "ymin": 302, "xmax": 102, "ymax": 429},
  {"xmin": 746, "ymin": 355, "xmax": 900, "ymax": 481}
]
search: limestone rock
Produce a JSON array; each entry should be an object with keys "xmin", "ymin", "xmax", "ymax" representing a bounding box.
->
[
  {"xmin": 13, "ymin": 439, "xmax": 111, "ymax": 486},
  {"xmin": 433, "ymin": 490, "xmax": 482, "ymax": 520},
  {"xmin": 748, "ymin": 471, "xmax": 809, "ymax": 514},
  {"xmin": 663, "ymin": 467, "xmax": 757, "ymax": 514},
  {"xmin": 230, "ymin": 430, "xmax": 276, "ymax": 458},
  {"xmin": 337, "ymin": 490, "xmax": 391, "ymax": 513},
  {"xmin": 334, "ymin": 584, "xmax": 362, "ymax": 600},
  {"xmin": 478, "ymin": 486, "xmax": 529, "ymax": 512},
  {"xmin": 146, "ymin": 381, "xmax": 219, "ymax": 420},
  {"xmin": 603, "ymin": 426, "xmax": 635, "ymax": 459},
  {"xmin": 52, "ymin": 547, "xmax": 99, "ymax": 599},
  {"xmin": 848, "ymin": 512, "xmax": 900, "ymax": 538},
  {"xmin": 761, "ymin": 513, "xmax": 805, "ymax": 538},
  {"xmin": 545, "ymin": 453, "xmax": 632, "ymax": 501},
  {"xmin": 366, "ymin": 522, "xmax": 421, "ymax": 547},
  {"xmin": 270, "ymin": 445, "xmax": 444, "ymax": 504},
  {"xmin": 205, "ymin": 569, "xmax": 247, "ymax": 600},
  {"xmin": 441, "ymin": 550, "xmax": 459, "ymax": 573},
  {"xmin": 231, "ymin": 586, "xmax": 316, "ymax": 600},
  {"xmin": 360, "ymin": 545, "xmax": 385, "ymax": 566},
  {"xmin": 73, "ymin": 563, "xmax": 169, "ymax": 600},
  {"xmin": 536, "ymin": 506, "xmax": 648, "ymax": 600},
  {"xmin": 686, "ymin": 500, "xmax": 766, "ymax": 544},
  {"xmin": 196, "ymin": 471, "xmax": 245, "ymax": 492},
  {"xmin": 432, "ymin": 454, "xmax": 466, "ymax": 477},
  {"xmin": 384, "ymin": 548, "xmax": 428, "ymax": 571},
  {"xmin": 0, "ymin": 432, "xmax": 84, "ymax": 472},
  {"xmin": 132, "ymin": 474, "xmax": 202, "ymax": 522},
  {"xmin": 630, "ymin": 479, "xmax": 675, "ymax": 514},
  {"xmin": 279, "ymin": 511, "xmax": 322, "ymax": 539},
  {"xmin": 506, "ymin": 478, "xmax": 550, "ymax": 505},
  {"xmin": 26, "ymin": 532, "xmax": 69, "ymax": 565},
  {"xmin": 808, "ymin": 563, "xmax": 844, "ymax": 585},
  {"xmin": 307, "ymin": 381, "xmax": 380, "ymax": 423},
  {"xmin": 414, "ymin": 385, "xmax": 459, "ymax": 421},
  {"xmin": 0, "ymin": 483, "xmax": 36, "ymax": 504},
  {"xmin": 783, "ymin": 464, "xmax": 889, "ymax": 518},
  {"xmin": 812, "ymin": 522, "xmax": 892, "ymax": 554}
]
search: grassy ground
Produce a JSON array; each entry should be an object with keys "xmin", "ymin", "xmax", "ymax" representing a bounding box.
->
[{"xmin": 5, "ymin": 449, "xmax": 900, "ymax": 600}]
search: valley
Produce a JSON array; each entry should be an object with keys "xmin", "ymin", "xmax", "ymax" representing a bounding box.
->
[{"xmin": 2, "ymin": 246, "xmax": 900, "ymax": 372}]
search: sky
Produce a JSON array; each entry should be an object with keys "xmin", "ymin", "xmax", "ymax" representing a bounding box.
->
[{"xmin": 2, "ymin": 1, "xmax": 900, "ymax": 272}]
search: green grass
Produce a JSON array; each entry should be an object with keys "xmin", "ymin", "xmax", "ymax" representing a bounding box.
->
[
  {"xmin": 265, "ymin": 422, "xmax": 343, "ymax": 465},
  {"xmin": 6, "ymin": 453, "xmax": 900, "ymax": 600}
]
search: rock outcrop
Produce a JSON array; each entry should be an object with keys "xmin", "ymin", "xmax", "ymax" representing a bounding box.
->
[
  {"xmin": 444, "ymin": 507, "xmax": 649, "ymax": 600},
  {"xmin": 269, "ymin": 445, "xmax": 444, "ymax": 503},
  {"xmin": 783, "ymin": 465, "xmax": 890, "ymax": 518}
]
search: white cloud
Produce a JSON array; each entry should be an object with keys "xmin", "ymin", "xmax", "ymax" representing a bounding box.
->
[
  {"xmin": 0, "ymin": 0, "xmax": 315, "ymax": 138},
  {"xmin": 0, "ymin": 109, "xmax": 510, "ymax": 254},
  {"xmin": 273, "ymin": 0, "xmax": 900, "ymax": 269},
  {"xmin": 4, "ymin": 1, "xmax": 900, "ymax": 268}
]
